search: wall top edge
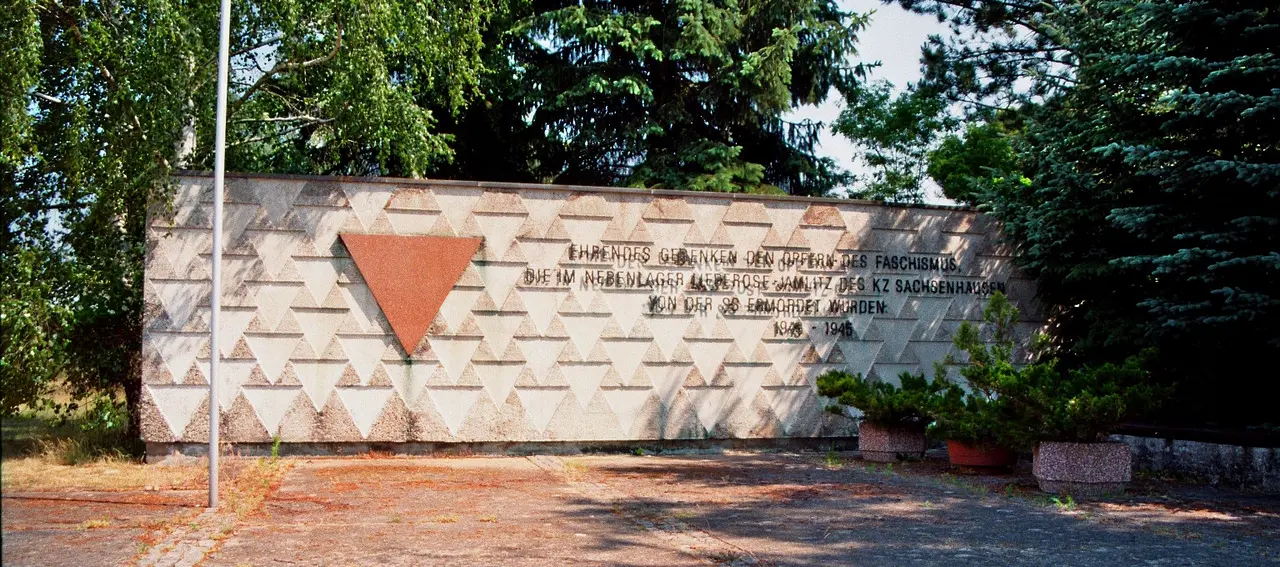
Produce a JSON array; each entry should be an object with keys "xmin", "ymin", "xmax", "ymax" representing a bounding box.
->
[{"xmin": 172, "ymin": 170, "xmax": 975, "ymax": 213}]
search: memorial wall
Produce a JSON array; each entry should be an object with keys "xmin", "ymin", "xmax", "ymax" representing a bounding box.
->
[{"xmin": 140, "ymin": 173, "xmax": 1042, "ymax": 447}]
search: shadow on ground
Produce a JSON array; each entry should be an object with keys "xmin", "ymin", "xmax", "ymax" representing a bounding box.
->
[
  {"xmin": 554, "ymin": 453, "xmax": 1280, "ymax": 566},
  {"xmin": 4, "ymin": 452, "xmax": 1278, "ymax": 566}
]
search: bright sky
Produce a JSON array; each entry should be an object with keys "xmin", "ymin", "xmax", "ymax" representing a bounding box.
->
[{"xmin": 786, "ymin": 0, "xmax": 951, "ymax": 202}]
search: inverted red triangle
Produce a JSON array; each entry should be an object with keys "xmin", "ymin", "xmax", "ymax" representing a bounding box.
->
[{"xmin": 340, "ymin": 234, "xmax": 483, "ymax": 354}]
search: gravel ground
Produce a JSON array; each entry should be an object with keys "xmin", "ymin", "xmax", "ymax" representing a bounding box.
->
[
  {"xmin": 565, "ymin": 453, "xmax": 1280, "ymax": 566},
  {"xmin": 4, "ymin": 452, "xmax": 1278, "ymax": 566},
  {"xmin": 1, "ymin": 491, "xmax": 204, "ymax": 567}
]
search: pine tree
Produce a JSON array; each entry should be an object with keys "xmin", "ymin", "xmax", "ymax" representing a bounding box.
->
[
  {"xmin": 437, "ymin": 0, "xmax": 869, "ymax": 195},
  {"xmin": 983, "ymin": 1, "xmax": 1280, "ymax": 424}
]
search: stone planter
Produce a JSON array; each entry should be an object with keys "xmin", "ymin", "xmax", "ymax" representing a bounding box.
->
[
  {"xmin": 947, "ymin": 440, "xmax": 1016, "ymax": 468},
  {"xmin": 858, "ymin": 421, "xmax": 926, "ymax": 462},
  {"xmin": 1033, "ymin": 441, "xmax": 1132, "ymax": 496}
]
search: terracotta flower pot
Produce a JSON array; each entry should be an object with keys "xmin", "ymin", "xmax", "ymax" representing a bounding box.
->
[
  {"xmin": 858, "ymin": 421, "xmax": 926, "ymax": 462},
  {"xmin": 946, "ymin": 440, "xmax": 1016, "ymax": 468},
  {"xmin": 1033, "ymin": 441, "xmax": 1131, "ymax": 496}
]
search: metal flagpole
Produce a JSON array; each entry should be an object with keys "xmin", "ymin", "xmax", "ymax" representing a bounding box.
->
[{"xmin": 209, "ymin": 0, "xmax": 232, "ymax": 509}]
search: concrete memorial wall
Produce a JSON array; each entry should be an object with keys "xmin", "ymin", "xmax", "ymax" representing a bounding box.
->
[{"xmin": 140, "ymin": 173, "xmax": 1042, "ymax": 449}]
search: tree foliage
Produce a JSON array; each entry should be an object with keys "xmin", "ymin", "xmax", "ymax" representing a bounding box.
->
[
  {"xmin": 2, "ymin": 0, "xmax": 62, "ymax": 413},
  {"xmin": 435, "ymin": 0, "xmax": 869, "ymax": 195},
  {"xmin": 831, "ymin": 81, "xmax": 954, "ymax": 203},
  {"xmin": 2, "ymin": 0, "xmax": 493, "ymax": 420},
  {"xmin": 929, "ymin": 291, "xmax": 1025, "ymax": 447},
  {"xmin": 892, "ymin": 0, "xmax": 1080, "ymax": 110},
  {"xmin": 220, "ymin": 0, "xmax": 492, "ymax": 176},
  {"xmin": 0, "ymin": 246, "xmax": 69, "ymax": 413},
  {"xmin": 909, "ymin": 0, "xmax": 1280, "ymax": 425},
  {"xmin": 926, "ymin": 120, "xmax": 1018, "ymax": 204},
  {"xmin": 938, "ymin": 293, "xmax": 1164, "ymax": 447}
]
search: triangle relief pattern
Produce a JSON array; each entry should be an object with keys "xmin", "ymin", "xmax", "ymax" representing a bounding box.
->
[{"xmin": 140, "ymin": 176, "xmax": 1035, "ymax": 444}]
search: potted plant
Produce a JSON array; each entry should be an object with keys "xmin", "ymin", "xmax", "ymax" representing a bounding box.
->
[
  {"xmin": 954, "ymin": 293, "xmax": 1164, "ymax": 495},
  {"xmin": 929, "ymin": 382, "xmax": 1017, "ymax": 468},
  {"xmin": 817, "ymin": 370, "xmax": 941, "ymax": 462},
  {"xmin": 929, "ymin": 292, "xmax": 1026, "ymax": 468},
  {"xmin": 1011, "ymin": 354, "xmax": 1162, "ymax": 496}
]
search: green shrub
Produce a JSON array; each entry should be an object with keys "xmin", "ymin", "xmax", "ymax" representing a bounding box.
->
[
  {"xmin": 943, "ymin": 292, "xmax": 1166, "ymax": 448},
  {"xmin": 11, "ymin": 394, "xmax": 139, "ymax": 465},
  {"xmin": 929, "ymin": 292, "xmax": 1030, "ymax": 448},
  {"xmin": 928, "ymin": 381, "xmax": 1014, "ymax": 447},
  {"xmin": 996, "ymin": 353, "xmax": 1165, "ymax": 445},
  {"xmin": 817, "ymin": 370, "xmax": 941, "ymax": 427}
]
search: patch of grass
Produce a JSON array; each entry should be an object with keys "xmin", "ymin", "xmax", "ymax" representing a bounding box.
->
[
  {"xmin": 824, "ymin": 449, "xmax": 843, "ymax": 469},
  {"xmin": 1151, "ymin": 525, "xmax": 1203, "ymax": 540},
  {"xmin": 128, "ymin": 509, "xmax": 204, "ymax": 565},
  {"xmin": 562, "ymin": 459, "xmax": 590, "ymax": 481},
  {"xmin": 1051, "ymin": 495, "xmax": 1077, "ymax": 511},
  {"xmin": 434, "ymin": 515, "xmax": 458, "ymax": 524},
  {"xmin": 705, "ymin": 550, "xmax": 743, "ymax": 563},
  {"xmin": 220, "ymin": 452, "xmax": 292, "ymax": 519},
  {"xmin": 3, "ymin": 395, "xmax": 141, "ymax": 466},
  {"xmin": 478, "ymin": 515, "xmax": 497, "ymax": 523},
  {"xmin": 936, "ymin": 473, "xmax": 991, "ymax": 497},
  {"xmin": 1, "ymin": 456, "xmax": 205, "ymax": 492},
  {"xmin": 78, "ymin": 519, "xmax": 111, "ymax": 530}
]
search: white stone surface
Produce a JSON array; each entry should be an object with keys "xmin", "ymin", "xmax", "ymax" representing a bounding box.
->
[
  {"xmin": 336, "ymin": 387, "xmax": 394, "ymax": 438},
  {"xmin": 153, "ymin": 332, "xmax": 208, "ymax": 383},
  {"xmin": 148, "ymin": 385, "xmax": 209, "ymax": 439},
  {"xmin": 384, "ymin": 361, "xmax": 437, "ymax": 408},
  {"xmin": 474, "ymin": 362, "xmax": 523, "ymax": 406},
  {"xmin": 242, "ymin": 386, "xmax": 301, "ymax": 435},
  {"xmin": 429, "ymin": 337, "xmax": 483, "ymax": 384},
  {"xmin": 516, "ymin": 388, "xmax": 569, "ymax": 433},
  {"xmin": 244, "ymin": 334, "xmax": 300, "ymax": 384},
  {"xmin": 426, "ymin": 387, "xmax": 483, "ymax": 435}
]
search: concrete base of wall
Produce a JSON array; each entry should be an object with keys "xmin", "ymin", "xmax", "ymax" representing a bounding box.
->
[
  {"xmin": 1115, "ymin": 434, "xmax": 1280, "ymax": 493},
  {"xmin": 146, "ymin": 437, "xmax": 860, "ymax": 462}
]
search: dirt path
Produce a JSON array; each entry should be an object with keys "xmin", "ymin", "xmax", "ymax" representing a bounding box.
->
[
  {"xmin": 4, "ymin": 452, "xmax": 1278, "ymax": 566},
  {"xmin": 560, "ymin": 453, "xmax": 1280, "ymax": 566},
  {"xmin": 203, "ymin": 457, "xmax": 697, "ymax": 567},
  {"xmin": 1, "ymin": 490, "xmax": 205, "ymax": 567}
]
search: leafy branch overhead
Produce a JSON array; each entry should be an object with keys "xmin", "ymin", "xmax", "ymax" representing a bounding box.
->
[
  {"xmin": 2, "ymin": 0, "xmax": 495, "ymax": 420},
  {"xmin": 832, "ymin": 81, "xmax": 955, "ymax": 203}
]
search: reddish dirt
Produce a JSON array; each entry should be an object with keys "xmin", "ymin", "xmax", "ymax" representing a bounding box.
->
[
  {"xmin": 6, "ymin": 453, "xmax": 1279, "ymax": 566},
  {"xmin": 2, "ymin": 491, "xmax": 204, "ymax": 567},
  {"xmin": 202, "ymin": 457, "xmax": 700, "ymax": 566}
]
